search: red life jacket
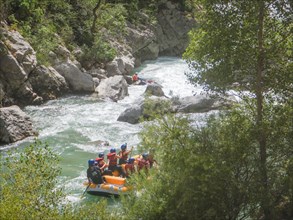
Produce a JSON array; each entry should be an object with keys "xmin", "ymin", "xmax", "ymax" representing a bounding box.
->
[
  {"xmin": 95, "ymin": 158, "xmax": 105, "ymax": 168},
  {"xmin": 95, "ymin": 158, "xmax": 103, "ymax": 162},
  {"xmin": 107, "ymin": 153, "xmax": 117, "ymax": 166},
  {"xmin": 132, "ymin": 74, "xmax": 138, "ymax": 82}
]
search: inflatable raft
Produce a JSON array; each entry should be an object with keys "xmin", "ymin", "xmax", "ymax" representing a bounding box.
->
[{"xmin": 84, "ymin": 175, "xmax": 130, "ymax": 197}]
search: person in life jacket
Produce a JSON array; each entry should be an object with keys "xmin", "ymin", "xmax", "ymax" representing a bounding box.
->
[
  {"xmin": 136, "ymin": 153, "xmax": 150, "ymax": 173},
  {"xmin": 118, "ymin": 143, "xmax": 133, "ymax": 165},
  {"xmin": 132, "ymin": 73, "xmax": 139, "ymax": 82},
  {"xmin": 123, "ymin": 157, "xmax": 136, "ymax": 177},
  {"xmin": 87, "ymin": 159, "xmax": 104, "ymax": 184},
  {"xmin": 107, "ymin": 148, "xmax": 126, "ymax": 178},
  {"xmin": 95, "ymin": 153, "xmax": 112, "ymax": 176}
]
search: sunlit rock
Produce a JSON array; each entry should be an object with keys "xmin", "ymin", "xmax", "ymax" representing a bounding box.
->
[{"xmin": 0, "ymin": 105, "xmax": 37, "ymax": 144}]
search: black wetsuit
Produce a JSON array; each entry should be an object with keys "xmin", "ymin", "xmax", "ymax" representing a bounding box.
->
[{"xmin": 87, "ymin": 166, "xmax": 103, "ymax": 184}]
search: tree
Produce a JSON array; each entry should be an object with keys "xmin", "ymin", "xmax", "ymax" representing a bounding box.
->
[
  {"xmin": 0, "ymin": 140, "xmax": 64, "ymax": 219},
  {"xmin": 184, "ymin": 1, "xmax": 292, "ymax": 219},
  {"xmin": 118, "ymin": 98, "xmax": 292, "ymax": 219},
  {"xmin": 0, "ymin": 140, "xmax": 116, "ymax": 220}
]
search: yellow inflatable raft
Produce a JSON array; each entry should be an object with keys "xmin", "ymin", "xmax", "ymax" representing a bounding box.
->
[
  {"xmin": 103, "ymin": 175, "xmax": 125, "ymax": 185},
  {"xmin": 84, "ymin": 182, "xmax": 130, "ymax": 197}
]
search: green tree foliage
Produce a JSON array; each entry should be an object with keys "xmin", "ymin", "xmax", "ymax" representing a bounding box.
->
[
  {"xmin": 6, "ymin": 0, "xmax": 73, "ymax": 65},
  {"xmin": 2, "ymin": 0, "xmax": 169, "ymax": 66},
  {"xmin": 0, "ymin": 140, "xmax": 64, "ymax": 219},
  {"xmin": 183, "ymin": 1, "xmax": 292, "ymax": 219},
  {"xmin": 119, "ymin": 100, "xmax": 292, "ymax": 219},
  {"xmin": 0, "ymin": 140, "xmax": 119, "ymax": 220},
  {"xmin": 184, "ymin": 0, "xmax": 292, "ymax": 96}
]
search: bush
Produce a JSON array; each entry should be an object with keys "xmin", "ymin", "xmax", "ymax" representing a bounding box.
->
[
  {"xmin": 119, "ymin": 100, "xmax": 293, "ymax": 219},
  {"xmin": 0, "ymin": 139, "xmax": 117, "ymax": 219}
]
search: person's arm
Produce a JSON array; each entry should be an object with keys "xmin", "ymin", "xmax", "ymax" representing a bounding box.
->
[
  {"xmin": 101, "ymin": 162, "xmax": 107, "ymax": 170},
  {"xmin": 126, "ymin": 146, "xmax": 134, "ymax": 155}
]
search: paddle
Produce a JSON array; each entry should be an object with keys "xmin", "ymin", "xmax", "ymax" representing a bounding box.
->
[
  {"xmin": 81, "ymin": 182, "xmax": 90, "ymax": 199},
  {"xmin": 129, "ymin": 146, "xmax": 134, "ymax": 158}
]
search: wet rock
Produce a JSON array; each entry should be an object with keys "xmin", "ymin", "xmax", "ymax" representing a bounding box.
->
[{"xmin": 0, "ymin": 105, "xmax": 37, "ymax": 144}]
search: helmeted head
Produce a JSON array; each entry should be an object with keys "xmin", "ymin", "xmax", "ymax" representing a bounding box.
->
[
  {"xmin": 121, "ymin": 143, "xmax": 127, "ymax": 150},
  {"xmin": 142, "ymin": 153, "xmax": 149, "ymax": 159},
  {"xmin": 98, "ymin": 152, "xmax": 104, "ymax": 158},
  {"xmin": 88, "ymin": 159, "xmax": 95, "ymax": 167},
  {"xmin": 128, "ymin": 157, "xmax": 135, "ymax": 164},
  {"xmin": 110, "ymin": 148, "xmax": 116, "ymax": 153}
]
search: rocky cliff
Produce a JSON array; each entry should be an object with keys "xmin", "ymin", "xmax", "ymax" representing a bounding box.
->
[{"xmin": 0, "ymin": 1, "xmax": 196, "ymax": 144}]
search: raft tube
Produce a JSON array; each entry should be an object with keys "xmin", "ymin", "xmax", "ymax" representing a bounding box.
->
[
  {"xmin": 85, "ymin": 182, "xmax": 130, "ymax": 197},
  {"xmin": 103, "ymin": 175, "xmax": 125, "ymax": 185}
]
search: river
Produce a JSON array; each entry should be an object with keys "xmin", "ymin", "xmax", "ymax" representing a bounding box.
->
[{"xmin": 2, "ymin": 57, "xmax": 202, "ymax": 202}]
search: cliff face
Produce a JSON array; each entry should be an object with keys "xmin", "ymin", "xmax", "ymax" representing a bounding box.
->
[
  {"xmin": 0, "ymin": 27, "xmax": 70, "ymax": 107},
  {"xmin": 126, "ymin": 1, "xmax": 196, "ymax": 65}
]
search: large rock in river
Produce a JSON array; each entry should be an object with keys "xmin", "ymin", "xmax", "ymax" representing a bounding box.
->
[
  {"xmin": 54, "ymin": 60, "xmax": 94, "ymax": 92},
  {"xmin": 0, "ymin": 105, "xmax": 37, "ymax": 144},
  {"xmin": 175, "ymin": 94, "xmax": 234, "ymax": 113},
  {"xmin": 95, "ymin": 75, "xmax": 128, "ymax": 101},
  {"xmin": 144, "ymin": 83, "xmax": 165, "ymax": 97},
  {"xmin": 117, "ymin": 105, "xmax": 143, "ymax": 124}
]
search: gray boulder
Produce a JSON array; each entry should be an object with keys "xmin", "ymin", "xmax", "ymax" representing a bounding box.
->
[
  {"xmin": 29, "ymin": 65, "xmax": 69, "ymax": 100},
  {"xmin": 106, "ymin": 60, "xmax": 122, "ymax": 77},
  {"xmin": 144, "ymin": 83, "xmax": 165, "ymax": 97},
  {"xmin": 117, "ymin": 105, "xmax": 143, "ymax": 124},
  {"xmin": 54, "ymin": 60, "xmax": 95, "ymax": 92},
  {"xmin": 176, "ymin": 95, "xmax": 222, "ymax": 113},
  {"xmin": 0, "ymin": 105, "xmax": 37, "ymax": 144},
  {"xmin": 95, "ymin": 75, "xmax": 128, "ymax": 101},
  {"xmin": 0, "ymin": 50, "xmax": 28, "ymax": 89},
  {"xmin": 14, "ymin": 81, "xmax": 43, "ymax": 105},
  {"xmin": 117, "ymin": 96, "xmax": 171, "ymax": 124}
]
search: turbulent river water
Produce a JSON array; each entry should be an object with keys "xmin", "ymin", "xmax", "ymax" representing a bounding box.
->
[{"xmin": 2, "ymin": 57, "xmax": 204, "ymax": 202}]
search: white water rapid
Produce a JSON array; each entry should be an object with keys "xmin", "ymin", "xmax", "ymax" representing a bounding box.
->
[{"xmin": 2, "ymin": 57, "xmax": 204, "ymax": 202}]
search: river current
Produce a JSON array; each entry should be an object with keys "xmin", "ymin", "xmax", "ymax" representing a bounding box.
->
[{"xmin": 2, "ymin": 57, "xmax": 203, "ymax": 202}]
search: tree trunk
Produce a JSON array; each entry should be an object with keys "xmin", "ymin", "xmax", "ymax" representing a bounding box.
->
[
  {"xmin": 91, "ymin": 0, "xmax": 103, "ymax": 35},
  {"xmin": 256, "ymin": 1, "xmax": 271, "ymax": 219}
]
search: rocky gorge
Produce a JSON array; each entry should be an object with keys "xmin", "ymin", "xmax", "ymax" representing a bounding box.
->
[{"xmin": 0, "ymin": 1, "xmax": 232, "ymax": 145}]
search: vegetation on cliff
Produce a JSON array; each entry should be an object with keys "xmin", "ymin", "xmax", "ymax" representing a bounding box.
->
[{"xmin": 0, "ymin": 0, "xmax": 194, "ymax": 65}]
